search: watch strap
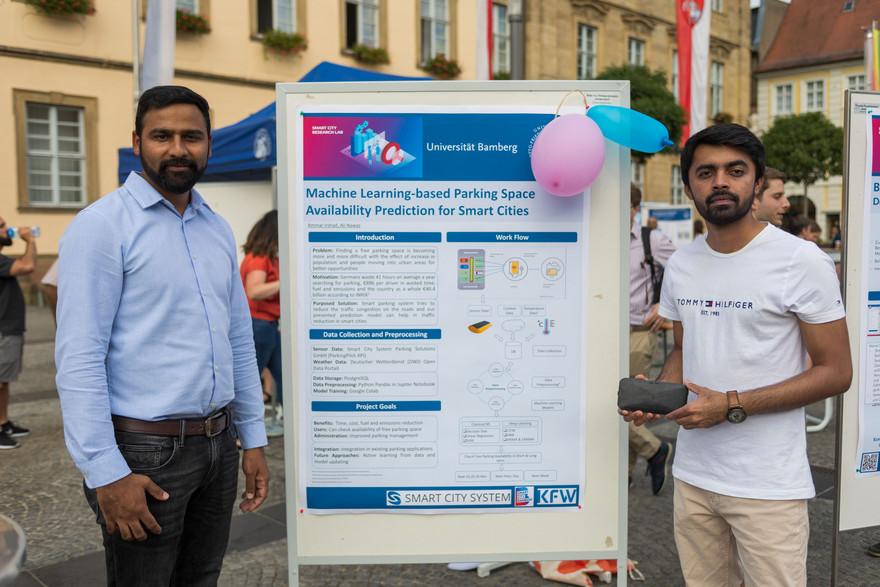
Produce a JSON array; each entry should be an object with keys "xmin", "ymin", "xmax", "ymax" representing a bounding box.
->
[{"xmin": 727, "ymin": 390, "xmax": 742, "ymax": 410}]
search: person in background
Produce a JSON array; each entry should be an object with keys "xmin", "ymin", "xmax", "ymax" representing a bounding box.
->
[
  {"xmin": 752, "ymin": 166, "xmax": 790, "ymax": 227},
  {"xmin": 41, "ymin": 258, "xmax": 58, "ymax": 325},
  {"xmin": 241, "ymin": 210, "xmax": 283, "ymax": 406},
  {"xmin": 629, "ymin": 184, "xmax": 675, "ymax": 495},
  {"xmin": 830, "ymin": 224, "xmax": 842, "ymax": 249},
  {"xmin": 0, "ymin": 220, "xmax": 36, "ymax": 450},
  {"xmin": 55, "ymin": 85, "xmax": 268, "ymax": 585},
  {"xmin": 693, "ymin": 219, "xmax": 705, "ymax": 236},
  {"xmin": 791, "ymin": 216, "xmax": 822, "ymax": 243}
]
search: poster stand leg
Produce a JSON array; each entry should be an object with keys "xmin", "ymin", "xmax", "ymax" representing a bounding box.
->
[
  {"xmin": 476, "ymin": 562, "xmax": 514, "ymax": 577},
  {"xmin": 806, "ymin": 397, "xmax": 833, "ymax": 433}
]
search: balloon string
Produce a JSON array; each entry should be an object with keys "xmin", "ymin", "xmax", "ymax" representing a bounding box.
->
[{"xmin": 554, "ymin": 89, "xmax": 588, "ymax": 118}]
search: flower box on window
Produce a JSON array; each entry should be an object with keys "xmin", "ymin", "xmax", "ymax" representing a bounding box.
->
[
  {"xmin": 24, "ymin": 0, "xmax": 95, "ymax": 17},
  {"xmin": 177, "ymin": 9, "xmax": 210, "ymax": 34},
  {"xmin": 351, "ymin": 44, "xmax": 390, "ymax": 65},
  {"xmin": 421, "ymin": 55, "xmax": 461, "ymax": 79},
  {"xmin": 712, "ymin": 111, "xmax": 734, "ymax": 125},
  {"xmin": 262, "ymin": 29, "xmax": 308, "ymax": 57}
]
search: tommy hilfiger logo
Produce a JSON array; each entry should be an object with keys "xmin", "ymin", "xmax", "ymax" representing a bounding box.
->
[{"xmin": 676, "ymin": 298, "xmax": 754, "ymax": 310}]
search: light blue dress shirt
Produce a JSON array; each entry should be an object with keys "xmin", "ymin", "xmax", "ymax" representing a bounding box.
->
[{"xmin": 56, "ymin": 172, "xmax": 268, "ymax": 488}]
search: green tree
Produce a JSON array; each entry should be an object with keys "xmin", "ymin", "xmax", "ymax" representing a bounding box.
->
[
  {"xmin": 595, "ymin": 64, "xmax": 684, "ymax": 160},
  {"xmin": 760, "ymin": 112, "xmax": 843, "ymax": 216}
]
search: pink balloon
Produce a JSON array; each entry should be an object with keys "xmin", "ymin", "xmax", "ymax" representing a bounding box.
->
[{"xmin": 530, "ymin": 113, "xmax": 606, "ymax": 197}]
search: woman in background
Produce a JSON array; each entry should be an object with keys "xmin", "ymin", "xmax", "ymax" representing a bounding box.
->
[{"xmin": 240, "ymin": 210, "xmax": 282, "ymax": 405}]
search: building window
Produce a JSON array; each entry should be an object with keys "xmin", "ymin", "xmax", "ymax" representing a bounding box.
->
[
  {"xmin": 711, "ymin": 0, "xmax": 722, "ymax": 12},
  {"xmin": 671, "ymin": 166, "xmax": 684, "ymax": 205},
  {"xmin": 177, "ymin": 0, "xmax": 198, "ymax": 12},
  {"xmin": 346, "ymin": 0, "xmax": 379, "ymax": 49},
  {"xmin": 848, "ymin": 74, "xmax": 866, "ymax": 91},
  {"xmin": 710, "ymin": 61, "xmax": 724, "ymax": 117},
  {"xmin": 672, "ymin": 50, "xmax": 679, "ymax": 101},
  {"xmin": 628, "ymin": 38, "xmax": 644, "ymax": 66},
  {"xmin": 775, "ymin": 83, "xmax": 793, "ymax": 115},
  {"xmin": 492, "ymin": 3, "xmax": 509, "ymax": 77},
  {"xmin": 421, "ymin": 0, "xmax": 449, "ymax": 63},
  {"xmin": 631, "ymin": 160, "xmax": 645, "ymax": 190},
  {"xmin": 14, "ymin": 90, "xmax": 97, "ymax": 209},
  {"xmin": 577, "ymin": 24, "xmax": 596, "ymax": 80},
  {"xmin": 806, "ymin": 80, "xmax": 824, "ymax": 111},
  {"xmin": 257, "ymin": 0, "xmax": 295, "ymax": 34}
]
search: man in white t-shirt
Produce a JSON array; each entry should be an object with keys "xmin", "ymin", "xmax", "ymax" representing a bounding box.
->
[{"xmin": 620, "ymin": 123, "xmax": 852, "ymax": 585}]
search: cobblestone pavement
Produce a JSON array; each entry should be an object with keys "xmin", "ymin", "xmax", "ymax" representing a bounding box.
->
[{"xmin": 5, "ymin": 307, "xmax": 880, "ymax": 585}]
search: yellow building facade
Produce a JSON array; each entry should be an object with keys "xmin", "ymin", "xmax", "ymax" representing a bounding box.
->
[
  {"xmin": 1, "ymin": 0, "xmax": 481, "ymax": 282},
  {"xmin": 754, "ymin": 61, "xmax": 863, "ymax": 234},
  {"xmin": 752, "ymin": 0, "xmax": 880, "ymax": 238}
]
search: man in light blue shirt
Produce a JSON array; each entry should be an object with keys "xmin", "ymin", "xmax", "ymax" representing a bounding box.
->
[{"xmin": 55, "ymin": 86, "xmax": 269, "ymax": 586}]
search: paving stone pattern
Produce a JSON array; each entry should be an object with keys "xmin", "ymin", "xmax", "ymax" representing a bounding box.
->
[{"xmin": 5, "ymin": 307, "xmax": 880, "ymax": 585}]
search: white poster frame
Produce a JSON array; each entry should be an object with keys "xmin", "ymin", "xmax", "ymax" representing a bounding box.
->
[
  {"xmin": 834, "ymin": 90, "xmax": 880, "ymax": 582},
  {"xmin": 275, "ymin": 81, "xmax": 630, "ymax": 586}
]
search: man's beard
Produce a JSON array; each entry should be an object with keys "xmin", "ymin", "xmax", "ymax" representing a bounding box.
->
[
  {"xmin": 140, "ymin": 155, "xmax": 206, "ymax": 195},
  {"xmin": 695, "ymin": 189, "xmax": 755, "ymax": 226}
]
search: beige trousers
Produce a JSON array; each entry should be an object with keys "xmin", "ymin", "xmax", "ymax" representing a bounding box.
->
[{"xmin": 673, "ymin": 479, "xmax": 808, "ymax": 587}]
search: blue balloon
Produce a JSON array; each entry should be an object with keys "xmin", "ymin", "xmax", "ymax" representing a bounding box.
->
[{"xmin": 586, "ymin": 105, "xmax": 675, "ymax": 153}]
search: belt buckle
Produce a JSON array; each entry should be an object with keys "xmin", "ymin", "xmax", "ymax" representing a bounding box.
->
[{"xmin": 204, "ymin": 413, "xmax": 223, "ymax": 438}]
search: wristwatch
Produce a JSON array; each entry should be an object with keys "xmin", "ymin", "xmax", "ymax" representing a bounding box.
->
[{"xmin": 726, "ymin": 390, "xmax": 747, "ymax": 424}]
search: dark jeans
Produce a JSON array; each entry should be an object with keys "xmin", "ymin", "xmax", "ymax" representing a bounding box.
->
[
  {"xmin": 85, "ymin": 422, "xmax": 239, "ymax": 586},
  {"xmin": 252, "ymin": 317, "xmax": 283, "ymax": 405}
]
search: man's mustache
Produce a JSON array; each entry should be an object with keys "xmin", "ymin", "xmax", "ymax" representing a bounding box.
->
[
  {"xmin": 160, "ymin": 157, "xmax": 197, "ymax": 172},
  {"xmin": 707, "ymin": 190, "xmax": 739, "ymax": 204}
]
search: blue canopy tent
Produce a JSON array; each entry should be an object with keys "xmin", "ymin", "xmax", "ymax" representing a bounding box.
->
[{"xmin": 117, "ymin": 61, "xmax": 430, "ymax": 183}]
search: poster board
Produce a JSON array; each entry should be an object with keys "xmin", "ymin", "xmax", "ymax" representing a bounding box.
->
[
  {"xmin": 640, "ymin": 203, "xmax": 694, "ymax": 248},
  {"xmin": 838, "ymin": 90, "xmax": 880, "ymax": 532},
  {"xmin": 276, "ymin": 81, "xmax": 629, "ymax": 584}
]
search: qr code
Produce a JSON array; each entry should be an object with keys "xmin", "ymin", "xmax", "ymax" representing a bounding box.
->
[{"xmin": 861, "ymin": 452, "xmax": 880, "ymax": 472}]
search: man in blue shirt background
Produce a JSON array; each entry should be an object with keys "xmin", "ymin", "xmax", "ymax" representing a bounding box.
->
[{"xmin": 55, "ymin": 85, "xmax": 269, "ymax": 585}]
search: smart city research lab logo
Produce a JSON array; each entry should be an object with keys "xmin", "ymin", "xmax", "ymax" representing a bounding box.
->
[
  {"xmin": 386, "ymin": 490, "xmax": 401, "ymax": 506},
  {"xmin": 343, "ymin": 120, "xmax": 416, "ymax": 172}
]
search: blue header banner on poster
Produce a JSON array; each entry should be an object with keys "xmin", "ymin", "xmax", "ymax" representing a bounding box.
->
[
  {"xmin": 648, "ymin": 208, "xmax": 691, "ymax": 221},
  {"xmin": 302, "ymin": 113, "xmax": 552, "ymax": 181},
  {"xmin": 447, "ymin": 232, "xmax": 578, "ymax": 243}
]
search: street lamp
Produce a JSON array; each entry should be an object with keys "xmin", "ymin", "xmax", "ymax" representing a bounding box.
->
[{"xmin": 509, "ymin": 0, "xmax": 524, "ymax": 80}]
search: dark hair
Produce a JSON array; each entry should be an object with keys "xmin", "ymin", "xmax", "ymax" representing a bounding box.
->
[
  {"xmin": 630, "ymin": 183, "xmax": 642, "ymax": 209},
  {"xmin": 680, "ymin": 123, "xmax": 765, "ymax": 188},
  {"xmin": 135, "ymin": 85, "xmax": 211, "ymax": 138},
  {"xmin": 788, "ymin": 214, "xmax": 819, "ymax": 236},
  {"xmin": 758, "ymin": 167, "xmax": 787, "ymax": 198},
  {"xmin": 243, "ymin": 210, "xmax": 279, "ymax": 260}
]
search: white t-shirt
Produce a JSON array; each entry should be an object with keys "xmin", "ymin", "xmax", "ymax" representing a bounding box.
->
[{"xmin": 659, "ymin": 224, "xmax": 844, "ymax": 499}]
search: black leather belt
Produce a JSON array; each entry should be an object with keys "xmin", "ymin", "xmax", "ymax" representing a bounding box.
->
[{"xmin": 111, "ymin": 411, "xmax": 227, "ymax": 437}]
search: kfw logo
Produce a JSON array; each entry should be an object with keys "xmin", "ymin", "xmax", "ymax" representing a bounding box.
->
[
  {"xmin": 535, "ymin": 487, "xmax": 579, "ymax": 505},
  {"xmin": 514, "ymin": 486, "xmax": 532, "ymax": 506},
  {"xmin": 386, "ymin": 491, "xmax": 401, "ymax": 506}
]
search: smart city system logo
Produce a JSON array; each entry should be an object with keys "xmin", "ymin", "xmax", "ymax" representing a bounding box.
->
[
  {"xmin": 514, "ymin": 486, "xmax": 533, "ymax": 506},
  {"xmin": 386, "ymin": 490, "xmax": 402, "ymax": 506}
]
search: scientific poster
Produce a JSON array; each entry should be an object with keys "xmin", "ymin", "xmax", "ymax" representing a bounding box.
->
[
  {"xmin": 856, "ymin": 110, "xmax": 880, "ymax": 478},
  {"xmin": 294, "ymin": 105, "xmax": 590, "ymax": 513}
]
